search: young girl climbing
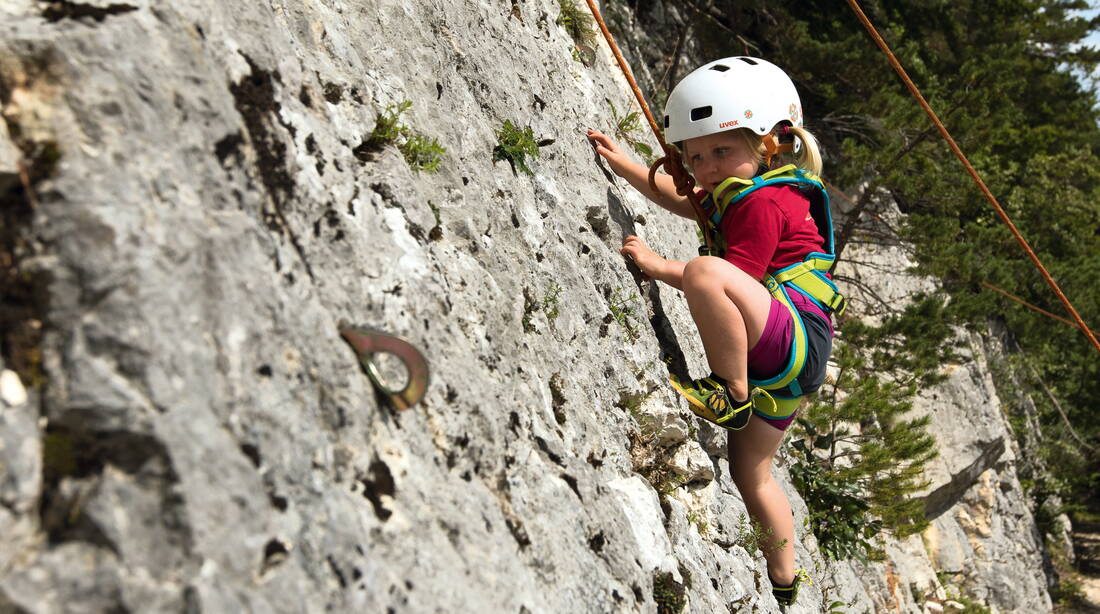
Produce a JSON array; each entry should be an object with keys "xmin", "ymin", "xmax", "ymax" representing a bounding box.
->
[{"xmin": 587, "ymin": 57, "xmax": 844, "ymax": 608}]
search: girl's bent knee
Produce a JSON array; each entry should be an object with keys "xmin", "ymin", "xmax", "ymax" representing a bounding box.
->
[{"xmin": 682, "ymin": 256, "xmax": 727, "ymax": 292}]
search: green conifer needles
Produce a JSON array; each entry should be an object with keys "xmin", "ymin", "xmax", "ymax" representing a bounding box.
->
[{"xmin": 790, "ymin": 297, "xmax": 950, "ymax": 560}]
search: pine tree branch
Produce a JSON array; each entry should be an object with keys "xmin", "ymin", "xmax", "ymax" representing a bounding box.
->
[{"xmin": 1022, "ymin": 359, "xmax": 1097, "ymax": 455}]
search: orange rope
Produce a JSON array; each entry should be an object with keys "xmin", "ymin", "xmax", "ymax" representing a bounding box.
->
[
  {"xmin": 583, "ymin": 0, "xmax": 713, "ymax": 252},
  {"xmin": 830, "ymin": 181, "xmax": 1093, "ymax": 335},
  {"xmin": 826, "ymin": 180, "xmax": 857, "ymax": 207},
  {"xmin": 845, "ymin": 0, "xmax": 1100, "ymax": 356},
  {"xmin": 980, "ymin": 281, "xmax": 1082, "ymax": 330}
]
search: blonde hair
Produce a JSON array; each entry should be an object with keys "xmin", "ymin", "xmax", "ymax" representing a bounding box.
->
[
  {"xmin": 787, "ymin": 125, "xmax": 823, "ymax": 176},
  {"xmin": 680, "ymin": 125, "xmax": 823, "ymax": 176}
]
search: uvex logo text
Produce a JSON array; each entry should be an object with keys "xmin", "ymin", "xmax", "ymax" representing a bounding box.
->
[{"xmin": 719, "ymin": 120, "xmax": 739, "ymax": 129}]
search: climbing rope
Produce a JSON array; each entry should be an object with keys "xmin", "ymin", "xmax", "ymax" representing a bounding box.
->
[
  {"xmin": 845, "ymin": 0, "xmax": 1100, "ymax": 356},
  {"xmin": 583, "ymin": 0, "xmax": 715, "ymax": 253},
  {"xmin": 980, "ymin": 281, "xmax": 1082, "ymax": 331},
  {"xmin": 830, "ymin": 179, "xmax": 1094, "ymax": 335}
]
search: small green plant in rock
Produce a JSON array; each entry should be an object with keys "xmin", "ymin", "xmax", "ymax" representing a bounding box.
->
[
  {"xmin": 733, "ymin": 515, "xmax": 788, "ymax": 557},
  {"xmin": 608, "ymin": 286, "xmax": 641, "ymax": 342},
  {"xmin": 400, "ymin": 134, "xmax": 446, "ymax": 172},
  {"xmin": 556, "ymin": 0, "xmax": 596, "ymax": 48},
  {"xmin": 609, "ymin": 99, "xmax": 655, "ymax": 161},
  {"xmin": 687, "ymin": 511, "xmax": 709, "ymax": 536},
  {"xmin": 493, "ymin": 120, "xmax": 541, "ymax": 176},
  {"xmin": 522, "ymin": 284, "xmax": 564, "ymax": 332},
  {"xmin": 652, "ymin": 571, "xmax": 687, "ymax": 614},
  {"xmin": 617, "ymin": 388, "xmax": 649, "ymax": 425},
  {"xmin": 542, "ymin": 282, "xmax": 562, "ymax": 321},
  {"xmin": 367, "ymin": 100, "xmax": 446, "ymax": 172},
  {"xmin": 367, "ymin": 100, "xmax": 412, "ymax": 146}
]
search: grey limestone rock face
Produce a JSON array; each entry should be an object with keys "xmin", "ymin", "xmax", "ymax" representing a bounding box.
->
[
  {"xmin": 836, "ymin": 202, "xmax": 1052, "ymax": 614},
  {"xmin": 0, "ymin": 1, "xmax": 1055, "ymax": 613}
]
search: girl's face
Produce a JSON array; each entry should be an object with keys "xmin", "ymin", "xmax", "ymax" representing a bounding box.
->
[{"xmin": 683, "ymin": 130, "xmax": 758, "ymax": 193}]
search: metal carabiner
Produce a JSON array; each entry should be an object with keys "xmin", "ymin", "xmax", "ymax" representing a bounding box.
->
[{"xmin": 339, "ymin": 325, "xmax": 429, "ymax": 410}]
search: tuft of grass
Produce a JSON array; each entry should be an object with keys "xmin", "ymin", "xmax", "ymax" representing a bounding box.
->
[
  {"xmin": 608, "ymin": 286, "xmax": 641, "ymax": 342},
  {"xmin": 609, "ymin": 99, "xmax": 655, "ymax": 161},
  {"xmin": 733, "ymin": 515, "xmax": 789, "ymax": 557},
  {"xmin": 401, "ymin": 134, "xmax": 446, "ymax": 173},
  {"xmin": 366, "ymin": 100, "xmax": 445, "ymax": 172},
  {"xmin": 493, "ymin": 120, "xmax": 541, "ymax": 175},
  {"xmin": 556, "ymin": 0, "xmax": 596, "ymax": 48}
]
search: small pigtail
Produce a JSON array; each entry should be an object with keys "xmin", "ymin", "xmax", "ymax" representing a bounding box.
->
[{"xmin": 787, "ymin": 124, "xmax": 823, "ymax": 176}]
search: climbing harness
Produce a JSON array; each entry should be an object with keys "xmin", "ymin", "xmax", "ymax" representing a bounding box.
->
[
  {"xmin": 696, "ymin": 164, "xmax": 846, "ymax": 418},
  {"xmin": 845, "ymin": 0, "xmax": 1100, "ymax": 356},
  {"xmin": 339, "ymin": 325, "xmax": 429, "ymax": 410}
]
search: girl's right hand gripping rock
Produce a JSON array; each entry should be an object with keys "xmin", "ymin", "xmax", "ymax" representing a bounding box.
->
[
  {"xmin": 586, "ymin": 129, "xmax": 629, "ymax": 177},
  {"xmin": 620, "ymin": 235, "xmax": 666, "ymax": 281}
]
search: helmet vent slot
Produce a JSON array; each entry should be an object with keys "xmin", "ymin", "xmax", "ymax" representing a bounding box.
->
[
  {"xmin": 663, "ymin": 115, "xmax": 670, "ymax": 128},
  {"xmin": 690, "ymin": 106, "xmax": 712, "ymax": 121},
  {"xmin": 709, "ymin": 64, "xmax": 730, "ymax": 72},
  {"xmin": 738, "ymin": 57, "xmax": 758, "ymax": 65}
]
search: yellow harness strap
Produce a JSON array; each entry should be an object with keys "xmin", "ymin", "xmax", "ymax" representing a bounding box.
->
[
  {"xmin": 772, "ymin": 258, "xmax": 848, "ymax": 316},
  {"xmin": 747, "ymin": 277, "xmax": 809, "ymax": 420}
]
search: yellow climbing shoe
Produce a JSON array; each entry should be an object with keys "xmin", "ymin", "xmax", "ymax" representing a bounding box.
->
[{"xmin": 668, "ymin": 373, "xmax": 753, "ymax": 430}]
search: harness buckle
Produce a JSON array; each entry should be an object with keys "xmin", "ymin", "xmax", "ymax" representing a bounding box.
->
[{"xmin": 833, "ymin": 296, "xmax": 848, "ymax": 317}]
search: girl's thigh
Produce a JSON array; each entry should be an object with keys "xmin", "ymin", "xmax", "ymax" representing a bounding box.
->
[{"xmin": 683, "ymin": 256, "xmax": 774, "ymax": 346}]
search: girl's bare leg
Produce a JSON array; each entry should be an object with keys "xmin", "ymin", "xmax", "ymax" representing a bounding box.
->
[
  {"xmin": 682, "ymin": 256, "xmax": 795, "ymax": 583},
  {"xmin": 728, "ymin": 420, "xmax": 795, "ymax": 585},
  {"xmin": 680, "ymin": 256, "xmax": 773, "ymax": 400}
]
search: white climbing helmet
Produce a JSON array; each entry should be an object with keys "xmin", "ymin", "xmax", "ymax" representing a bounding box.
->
[{"xmin": 663, "ymin": 56, "xmax": 803, "ymax": 144}]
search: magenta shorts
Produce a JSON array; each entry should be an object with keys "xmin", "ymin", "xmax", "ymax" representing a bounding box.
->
[{"xmin": 746, "ymin": 297, "xmax": 833, "ymax": 431}]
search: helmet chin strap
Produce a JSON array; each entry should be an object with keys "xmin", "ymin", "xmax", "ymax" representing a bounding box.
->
[{"xmin": 762, "ymin": 133, "xmax": 794, "ymax": 168}]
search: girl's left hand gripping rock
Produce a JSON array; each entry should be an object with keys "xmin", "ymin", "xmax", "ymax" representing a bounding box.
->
[{"xmin": 620, "ymin": 235, "xmax": 666, "ymax": 280}]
